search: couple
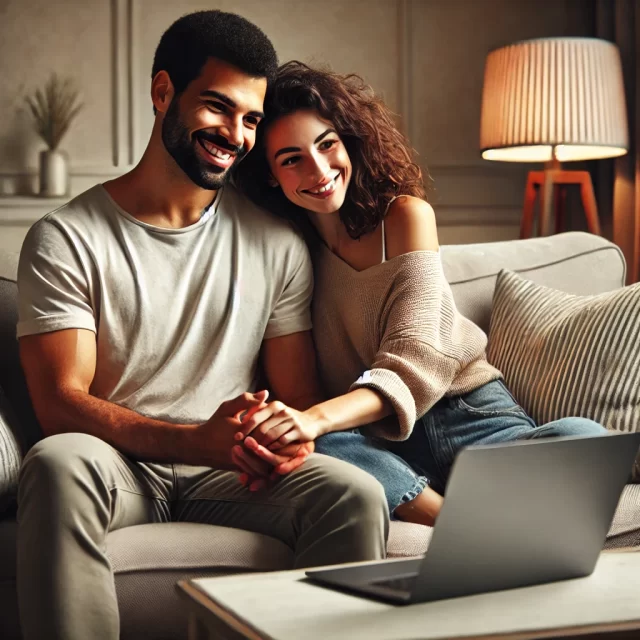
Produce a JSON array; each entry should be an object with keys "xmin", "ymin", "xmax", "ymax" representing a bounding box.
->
[{"xmin": 15, "ymin": 9, "xmax": 605, "ymax": 639}]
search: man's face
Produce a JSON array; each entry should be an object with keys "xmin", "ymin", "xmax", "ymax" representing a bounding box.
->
[{"xmin": 161, "ymin": 58, "xmax": 267, "ymax": 190}]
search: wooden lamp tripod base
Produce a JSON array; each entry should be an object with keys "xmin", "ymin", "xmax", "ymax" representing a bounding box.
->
[{"xmin": 520, "ymin": 158, "xmax": 601, "ymax": 239}]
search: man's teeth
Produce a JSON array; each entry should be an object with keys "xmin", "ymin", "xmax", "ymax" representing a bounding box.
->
[
  {"xmin": 201, "ymin": 139, "xmax": 232, "ymax": 161},
  {"xmin": 309, "ymin": 174, "xmax": 339, "ymax": 194}
]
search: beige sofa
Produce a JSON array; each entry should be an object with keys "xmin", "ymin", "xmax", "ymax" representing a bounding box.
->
[{"xmin": 1, "ymin": 231, "xmax": 638, "ymax": 639}]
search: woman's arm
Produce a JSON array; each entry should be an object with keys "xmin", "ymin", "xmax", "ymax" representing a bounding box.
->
[{"xmin": 239, "ymin": 196, "xmax": 444, "ymax": 448}]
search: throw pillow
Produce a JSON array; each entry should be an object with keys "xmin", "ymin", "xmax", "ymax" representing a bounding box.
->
[{"xmin": 488, "ymin": 269, "xmax": 640, "ymax": 481}]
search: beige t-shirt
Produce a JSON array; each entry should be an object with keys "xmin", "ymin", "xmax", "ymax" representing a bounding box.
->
[{"xmin": 17, "ymin": 184, "xmax": 313, "ymax": 425}]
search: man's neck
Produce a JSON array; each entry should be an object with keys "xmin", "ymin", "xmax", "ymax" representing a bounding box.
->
[{"xmin": 103, "ymin": 138, "xmax": 218, "ymax": 230}]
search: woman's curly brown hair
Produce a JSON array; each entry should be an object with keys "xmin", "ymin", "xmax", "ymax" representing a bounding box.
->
[{"xmin": 234, "ymin": 61, "xmax": 429, "ymax": 239}]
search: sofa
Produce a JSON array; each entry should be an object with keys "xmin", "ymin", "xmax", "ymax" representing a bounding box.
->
[{"xmin": 1, "ymin": 231, "xmax": 639, "ymax": 639}]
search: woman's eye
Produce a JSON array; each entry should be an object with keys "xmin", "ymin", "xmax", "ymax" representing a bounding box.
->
[
  {"xmin": 281, "ymin": 156, "xmax": 300, "ymax": 167},
  {"xmin": 319, "ymin": 140, "xmax": 337, "ymax": 150}
]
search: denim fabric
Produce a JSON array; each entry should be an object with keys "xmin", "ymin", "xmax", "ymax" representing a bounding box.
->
[
  {"xmin": 314, "ymin": 431, "xmax": 429, "ymax": 518},
  {"xmin": 317, "ymin": 379, "xmax": 607, "ymax": 511},
  {"xmin": 385, "ymin": 379, "xmax": 607, "ymax": 494}
]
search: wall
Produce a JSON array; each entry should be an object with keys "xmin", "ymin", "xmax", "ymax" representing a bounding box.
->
[{"xmin": 0, "ymin": 0, "xmax": 594, "ymax": 255}]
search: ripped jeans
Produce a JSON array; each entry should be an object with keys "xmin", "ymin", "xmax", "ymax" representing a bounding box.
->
[{"xmin": 314, "ymin": 380, "xmax": 607, "ymax": 517}]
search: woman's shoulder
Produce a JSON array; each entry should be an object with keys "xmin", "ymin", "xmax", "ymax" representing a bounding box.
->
[{"xmin": 384, "ymin": 196, "xmax": 439, "ymax": 259}]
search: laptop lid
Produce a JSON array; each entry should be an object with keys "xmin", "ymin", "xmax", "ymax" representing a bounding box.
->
[{"xmin": 409, "ymin": 432, "xmax": 640, "ymax": 603}]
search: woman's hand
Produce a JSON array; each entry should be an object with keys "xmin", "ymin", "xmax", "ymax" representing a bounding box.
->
[{"xmin": 235, "ymin": 400, "xmax": 323, "ymax": 450}]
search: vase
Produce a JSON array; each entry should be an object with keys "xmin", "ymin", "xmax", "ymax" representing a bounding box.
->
[{"xmin": 38, "ymin": 149, "xmax": 69, "ymax": 197}]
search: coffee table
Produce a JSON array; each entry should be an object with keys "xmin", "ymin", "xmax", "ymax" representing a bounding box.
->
[{"xmin": 178, "ymin": 549, "xmax": 640, "ymax": 640}]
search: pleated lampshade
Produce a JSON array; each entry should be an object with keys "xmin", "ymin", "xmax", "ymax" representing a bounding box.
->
[{"xmin": 480, "ymin": 37, "xmax": 629, "ymax": 163}]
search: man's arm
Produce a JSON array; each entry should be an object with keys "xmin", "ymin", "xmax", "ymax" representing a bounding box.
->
[
  {"xmin": 260, "ymin": 330, "xmax": 324, "ymax": 410},
  {"xmin": 20, "ymin": 328, "xmax": 277, "ymax": 470}
]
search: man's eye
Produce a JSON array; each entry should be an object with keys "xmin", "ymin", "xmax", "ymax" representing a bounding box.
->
[
  {"xmin": 244, "ymin": 116, "xmax": 259, "ymax": 128},
  {"xmin": 281, "ymin": 156, "xmax": 300, "ymax": 167},
  {"xmin": 206, "ymin": 102, "xmax": 226, "ymax": 113}
]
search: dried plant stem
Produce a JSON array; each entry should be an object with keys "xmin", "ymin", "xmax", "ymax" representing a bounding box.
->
[{"xmin": 25, "ymin": 74, "xmax": 83, "ymax": 150}]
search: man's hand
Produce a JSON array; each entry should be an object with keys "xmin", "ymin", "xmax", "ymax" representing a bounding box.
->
[
  {"xmin": 235, "ymin": 401, "xmax": 323, "ymax": 450},
  {"xmin": 194, "ymin": 391, "xmax": 281, "ymax": 477},
  {"xmin": 238, "ymin": 438, "xmax": 315, "ymax": 491}
]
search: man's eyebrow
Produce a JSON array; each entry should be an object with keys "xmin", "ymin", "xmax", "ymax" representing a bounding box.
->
[
  {"xmin": 274, "ymin": 129, "xmax": 337, "ymax": 160},
  {"xmin": 200, "ymin": 90, "xmax": 264, "ymax": 119}
]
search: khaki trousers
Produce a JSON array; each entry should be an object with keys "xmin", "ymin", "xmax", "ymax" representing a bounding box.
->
[{"xmin": 17, "ymin": 433, "xmax": 388, "ymax": 640}]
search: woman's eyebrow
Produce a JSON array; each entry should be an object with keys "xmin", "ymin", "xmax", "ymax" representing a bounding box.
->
[{"xmin": 274, "ymin": 128, "xmax": 337, "ymax": 159}]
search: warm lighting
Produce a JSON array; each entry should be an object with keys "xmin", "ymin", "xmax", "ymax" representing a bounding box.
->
[
  {"xmin": 479, "ymin": 37, "xmax": 629, "ymax": 239},
  {"xmin": 480, "ymin": 37, "xmax": 628, "ymax": 163}
]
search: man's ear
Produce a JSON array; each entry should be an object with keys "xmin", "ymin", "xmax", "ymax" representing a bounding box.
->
[
  {"xmin": 151, "ymin": 70, "xmax": 174, "ymax": 115},
  {"xmin": 268, "ymin": 175, "xmax": 279, "ymax": 188}
]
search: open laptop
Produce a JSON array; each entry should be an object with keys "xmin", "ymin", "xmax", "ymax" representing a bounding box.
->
[{"xmin": 306, "ymin": 431, "xmax": 640, "ymax": 605}]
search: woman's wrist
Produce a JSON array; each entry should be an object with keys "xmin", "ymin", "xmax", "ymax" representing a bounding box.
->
[{"xmin": 303, "ymin": 404, "xmax": 335, "ymax": 438}]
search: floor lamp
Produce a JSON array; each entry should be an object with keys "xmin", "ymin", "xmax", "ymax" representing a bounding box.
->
[{"xmin": 479, "ymin": 37, "xmax": 629, "ymax": 239}]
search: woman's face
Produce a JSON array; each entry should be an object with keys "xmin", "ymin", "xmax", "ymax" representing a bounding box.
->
[{"xmin": 264, "ymin": 110, "xmax": 352, "ymax": 215}]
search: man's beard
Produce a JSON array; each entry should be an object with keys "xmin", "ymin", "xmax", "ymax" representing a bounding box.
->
[{"xmin": 161, "ymin": 98, "xmax": 246, "ymax": 190}]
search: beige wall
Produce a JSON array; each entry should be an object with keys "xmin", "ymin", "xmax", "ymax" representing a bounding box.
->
[{"xmin": 0, "ymin": 0, "xmax": 594, "ymax": 254}]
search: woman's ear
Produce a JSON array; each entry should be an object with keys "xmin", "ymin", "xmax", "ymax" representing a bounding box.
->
[{"xmin": 268, "ymin": 175, "xmax": 279, "ymax": 188}]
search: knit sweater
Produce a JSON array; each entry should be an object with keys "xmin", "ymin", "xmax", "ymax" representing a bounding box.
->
[{"xmin": 311, "ymin": 242, "xmax": 502, "ymax": 440}]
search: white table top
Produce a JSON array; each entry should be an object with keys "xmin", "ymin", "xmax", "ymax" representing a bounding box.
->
[{"xmin": 182, "ymin": 549, "xmax": 640, "ymax": 640}]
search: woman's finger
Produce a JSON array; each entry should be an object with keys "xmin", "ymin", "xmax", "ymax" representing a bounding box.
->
[
  {"xmin": 238, "ymin": 401, "xmax": 285, "ymax": 437},
  {"xmin": 255, "ymin": 418, "xmax": 296, "ymax": 447}
]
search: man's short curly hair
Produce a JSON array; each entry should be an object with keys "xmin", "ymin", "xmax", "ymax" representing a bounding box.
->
[{"xmin": 152, "ymin": 10, "xmax": 278, "ymax": 96}]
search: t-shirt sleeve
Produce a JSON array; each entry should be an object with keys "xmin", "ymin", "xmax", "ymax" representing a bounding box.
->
[
  {"xmin": 17, "ymin": 218, "xmax": 96, "ymax": 338},
  {"xmin": 350, "ymin": 252, "xmax": 485, "ymax": 440},
  {"xmin": 264, "ymin": 238, "xmax": 313, "ymax": 340}
]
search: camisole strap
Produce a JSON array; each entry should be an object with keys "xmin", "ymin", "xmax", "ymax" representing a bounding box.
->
[{"xmin": 381, "ymin": 195, "xmax": 401, "ymax": 264}]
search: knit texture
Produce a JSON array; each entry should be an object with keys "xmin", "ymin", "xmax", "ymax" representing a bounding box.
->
[{"xmin": 312, "ymin": 245, "xmax": 501, "ymax": 440}]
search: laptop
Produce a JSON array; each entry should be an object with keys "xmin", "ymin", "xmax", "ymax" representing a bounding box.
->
[{"xmin": 306, "ymin": 431, "xmax": 640, "ymax": 605}]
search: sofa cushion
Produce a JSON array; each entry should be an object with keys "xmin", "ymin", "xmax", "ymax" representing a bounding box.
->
[
  {"xmin": 0, "ymin": 388, "xmax": 22, "ymax": 515},
  {"xmin": 488, "ymin": 269, "xmax": 640, "ymax": 480},
  {"xmin": 442, "ymin": 231, "xmax": 625, "ymax": 334},
  {"xmin": 0, "ymin": 278, "xmax": 42, "ymax": 451}
]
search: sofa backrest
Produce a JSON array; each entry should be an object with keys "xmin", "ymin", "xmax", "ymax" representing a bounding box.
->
[
  {"xmin": 0, "ymin": 231, "xmax": 626, "ymax": 456},
  {"xmin": 441, "ymin": 231, "xmax": 626, "ymax": 334}
]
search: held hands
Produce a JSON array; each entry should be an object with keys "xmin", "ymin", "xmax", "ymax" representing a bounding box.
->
[
  {"xmin": 235, "ymin": 400, "xmax": 322, "ymax": 449},
  {"xmin": 234, "ymin": 398, "xmax": 322, "ymax": 491}
]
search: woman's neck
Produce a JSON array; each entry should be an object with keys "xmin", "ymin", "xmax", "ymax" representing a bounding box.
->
[{"xmin": 307, "ymin": 210, "xmax": 350, "ymax": 253}]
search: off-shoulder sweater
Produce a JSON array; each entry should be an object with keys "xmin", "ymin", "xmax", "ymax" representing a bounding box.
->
[{"xmin": 311, "ymin": 240, "xmax": 502, "ymax": 440}]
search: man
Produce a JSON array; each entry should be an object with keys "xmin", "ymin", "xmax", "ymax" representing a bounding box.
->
[{"xmin": 16, "ymin": 10, "xmax": 388, "ymax": 640}]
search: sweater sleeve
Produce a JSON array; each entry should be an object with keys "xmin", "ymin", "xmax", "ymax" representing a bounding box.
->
[{"xmin": 349, "ymin": 251, "xmax": 488, "ymax": 440}]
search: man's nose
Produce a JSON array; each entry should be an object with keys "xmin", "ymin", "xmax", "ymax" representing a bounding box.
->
[{"xmin": 219, "ymin": 119, "xmax": 243, "ymax": 150}]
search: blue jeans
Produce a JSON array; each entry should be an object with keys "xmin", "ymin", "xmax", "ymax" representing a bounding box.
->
[{"xmin": 315, "ymin": 380, "xmax": 607, "ymax": 516}]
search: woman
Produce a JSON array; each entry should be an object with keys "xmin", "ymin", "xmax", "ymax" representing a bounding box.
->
[{"xmin": 234, "ymin": 61, "xmax": 607, "ymax": 525}]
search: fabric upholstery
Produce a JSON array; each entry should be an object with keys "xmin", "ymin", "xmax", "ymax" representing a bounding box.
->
[
  {"xmin": 0, "ymin": 278, "xmax": 41, "ymax": 452},
  {"xmin": 442, "ymin": 232, "xmax": 625, "ymax": 333},
  {"xmin": 488, "ymin": 270, "xmax": 640, "ymax": 481},
  {"xmin": 0, "ymin": 388, "xmax": 21, "ymax": 514},
  {"xmin": 0, "ymin": 233, "xmax": 635, "ymax": 639}
]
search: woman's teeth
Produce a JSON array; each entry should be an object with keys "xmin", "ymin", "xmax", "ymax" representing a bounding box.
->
[
  {"xmin": 309, "ymin": 174, "xmax": 339, "ymax": 194},
  {"xmin": 201, "ymin": 139, "xmax": 232, "ymax": 161}
]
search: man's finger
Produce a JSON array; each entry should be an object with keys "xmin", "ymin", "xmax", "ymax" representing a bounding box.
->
[
  {"xmin": 232, "ymin": 445, "xmax": 271, "ymax": 477},
  {"xmin": 273, "ymin": 454, "xmax": 308, "ymax": 475},
  {"xmin": 243, "ymin": 437, "xmax": 291, "ymax": 466},
  {"xmin": 231, "ymin": 449, "xmax": 258, "ymax": 478},
  {"xmin": 219, "ymin": 390, "xmax": 269, "ymax": 419}
]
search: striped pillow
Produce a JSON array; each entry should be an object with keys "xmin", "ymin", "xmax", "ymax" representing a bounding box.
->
[{"xmin": 487, "ymin": 269, "xmax": 640, "ymax": 481}]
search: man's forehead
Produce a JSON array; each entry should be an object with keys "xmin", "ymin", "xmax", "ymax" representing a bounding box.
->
[{"xmin": 193, "ymin": 58, "xmax": 267, "ymax": 106}]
